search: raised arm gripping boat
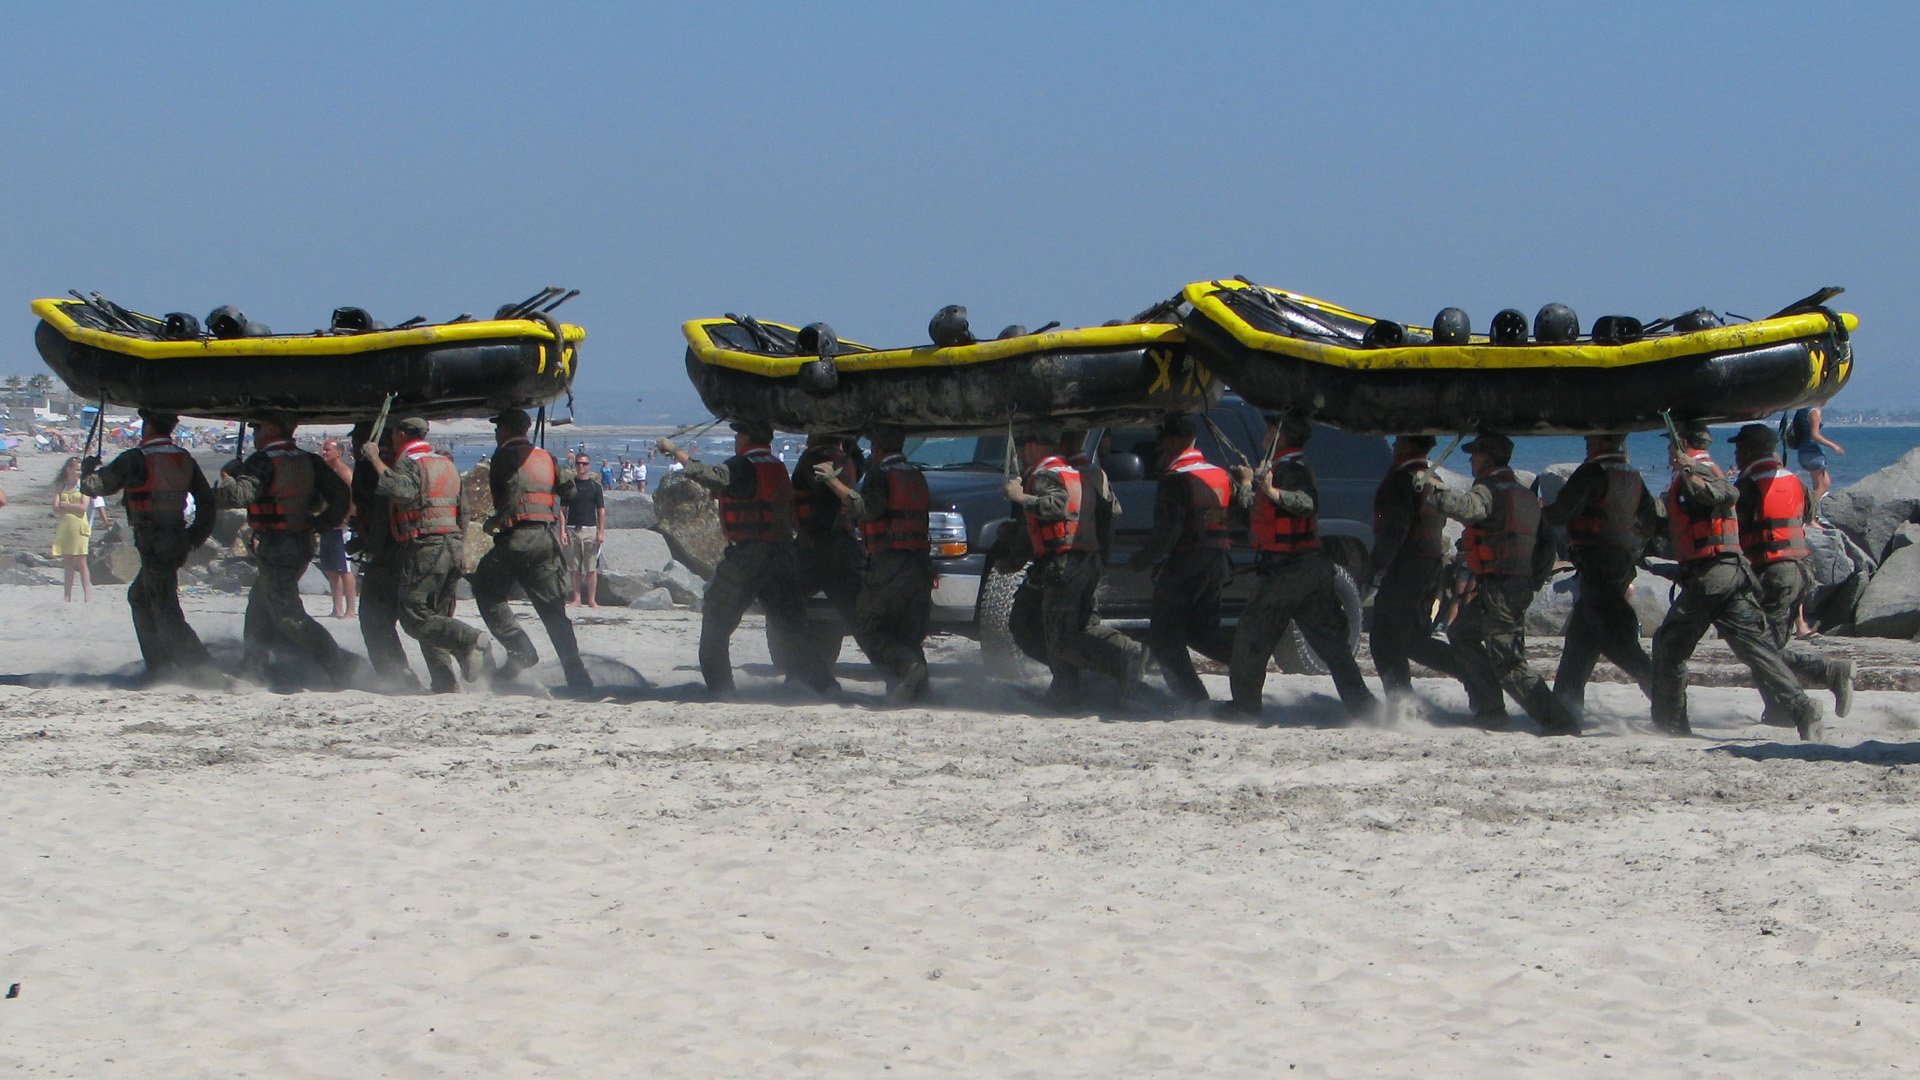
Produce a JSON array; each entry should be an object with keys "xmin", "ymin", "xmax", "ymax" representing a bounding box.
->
[
  {"xmin": 33, "ymin": 288, "xmax": 583, "ymax": 423},
  {"xmin": 1178, "ymin": 279, "xmax": 1856, "ymax": 435},
  {"xmin": 682, "ymin": 309, "xmax": 1220, "ymax": 434}
]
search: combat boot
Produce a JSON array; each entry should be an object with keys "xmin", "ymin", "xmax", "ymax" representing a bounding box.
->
[{"xmin": 1828, "ymin": 659, "xmax": 1855, "ymax": 718}]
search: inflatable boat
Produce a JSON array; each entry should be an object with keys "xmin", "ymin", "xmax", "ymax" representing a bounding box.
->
[
  {"xmin": 682, "ymin": 313, "xmax": 1219, "ymax": 433},
  {"xmin": 1178, "ymin": 279, "xmax": 1856, "ymax": 435},
  {"xmin": 33, "ymin": 291, "xmax": 583, "ymax": 423}
]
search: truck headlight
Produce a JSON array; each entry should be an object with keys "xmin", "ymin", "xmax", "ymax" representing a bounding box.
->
[{"xmin": 928, "ymin": 510, "xmax": 968, "ymax": 557}]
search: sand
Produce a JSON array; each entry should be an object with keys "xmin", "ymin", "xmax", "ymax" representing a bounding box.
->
[{"xmin": 2, "ymin": 441, "xmax": 1919, "ymax": 1077}]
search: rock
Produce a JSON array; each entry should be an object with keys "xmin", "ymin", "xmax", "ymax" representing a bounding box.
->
[
  {"xmin": 627, "ymin": 587, "xmax": 674, "ymax": 611},
  {"xmin": 604, "ymin": 491, "xmax": 658, "ymax": 530},
  {"xmin": 462, "ymin": 462, "xmax": 495, "ymax": 522},
  {"xmin": 593, "ymin": 530, "xmax": 676, "ymax": 606},
  {"xmin": 1806, "ymin": 522, "xmax": 1875, "ymax": 632},
  {"xmin": 299, "ymin": 565, "xmax": 330, "ymax": 596},
  {"xmin": 1525, "ymin": 567, "xmax": 1672, "ymax": 638},
  {"xmin": 1850, "ymin": 523, "xmax": 1920, "ymax": 638},
  {"xmin": 1625, "ymin": 568, "xmax": 1674, "ymax": 635},
  {"xmin": 1823, "ymin": 447, "xmax": 1920, "ymax": 562},
  {"xmin": 1531, "ymin": 462, "xmax": 1580, "ymax": 507},
  {"xmin": 459, "ymin": 521, "xmax": 492, "ymax": 576},
  {"xmin": 657, "ymin": 560, "xmax": 708, "ymax": 606},
  {"xmin": 202, "ymin": 557, "xmax": 255, "ymax": 594},
  {"xmin": 652, "ymin": 475, "xmax": 725, "ymax": 579},
  {"xmin": 0, "ymin": 566, "xmax": 53, "ymax": 587}
]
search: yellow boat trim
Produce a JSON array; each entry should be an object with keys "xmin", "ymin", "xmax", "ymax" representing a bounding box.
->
[
  {"xmin": 33, "ymin": 298, "xmax": 584, "ymax": 360},
  {"xmin": 684, "ymin": 318, "xmax": 1184, "ymax": 377},
  {"xmin": 1181, "ymin": 280, "xmax": 1857, "ymax": 371}
]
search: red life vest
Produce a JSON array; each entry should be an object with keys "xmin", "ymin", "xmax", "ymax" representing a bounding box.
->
[
  {"xmin": 125, "ymin": 437, "xmax": 195, "ymax": 526},
  {"xmin": 245, "ymin": 440, "xmax": 317, "ymax": 534},
  {"xmin": 858, "ymin": 453, "xmax": 931, "ymax": 555},
  {"xmin": 389, "ymin": 440, "xmax": 462, "ymax": 542},
  {"xmin": 1374, "ymin": 455, "xmax": 1444, "ymax": 562},
  {"xmin": 792, "ymin": 446, "xmax": 853, "ymax": 539},
  {"xmin": 499, "ymin": 440, "xmax": 559, "ymax": 527},
  {"xmin": 1464, "ymin": 467, "xmax": 1540, "ymax": 577},
  {"xmin": 1168, "ymin": 447, "xmax": 1231, "ymax": 552},
  {"xmin": 1021, "ymin": 455, "xmax": 1082, "ymax": 557},
  {"xmin": 1565, "ymin": 454, "xmax": 1647, "ymax": 558},
  {"xmin": 1738, "ymin": 458, "xmax": 1811, "ymax": 565},
  {"xmin": 1250, "ymin": 448, "xmax": 1321, "ymax": 554},
  {"xmin": 1066, "ymin": 452, "xmax": 1107, "ymax": 555},
  {"xmin": 1664, "ymin": 449, "xmax": 1741, "ymax": 562},
  {"xmin": 717, "ymin": 447, "xmax": 792, "ymax": 543}
]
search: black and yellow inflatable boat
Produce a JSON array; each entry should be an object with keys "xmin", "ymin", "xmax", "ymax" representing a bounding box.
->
[
  {"xmin": 682, "ymin": 313, "xmax": 1219, "ymax": 433},
  {"xmin": 1179, "ymin": 279, "xmax": 1856, "ymax": 435},
  {"xmin": 33, "ymin": 292, "xmax": 583, "ymax": 423}
]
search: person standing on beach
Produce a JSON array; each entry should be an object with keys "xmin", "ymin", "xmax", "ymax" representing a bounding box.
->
[
  {"xmin": 51, "ymin": 455, "xmax": 94, "ymax": 602},
  {"xmin": 1221, "ymin": 414, "xmax": 1375, "ymax": 722},
  {"xmin": 814, "ymin": 425, "xmax": 934, "ymax": 703},
  {"xmin": 1787, "ymin": 406, "xmax": 1845, "ymax": 509},
  {"xmin": 1424, "ymin": 433, "xmax": 1579, "ymax": 735},
  {"xmin": 1650, "ymin": 421, "xmax": 1823, "ymax": 740},
  {"xmin": 1542, "ymin": 433, "xmax": 1661, "ymax": 714},
  {"xmin": 470, "ymin": 408, "xmax": 593, "ymax": 695},
  {"xmin": 1730, "ymin": 423, "xmax": 1854, "ymax": 719},
  {"xmin": 349, "ymin": 422, "xmax": 420, "ymax": 691},
  {"xmin": 564, "ymin": 451, "xmax": 606, "ymax": 607},
  {"xmin": 318, "ymin": 437, "xmax": 357, "ymax": 619},
  {"xmin": 79, "ymin": 409, "xmax": 220, "ymax": 682},
  {"xmin": 363, "ymin": 417, "xmax": 492, "ymax": 692},
  {"xmin": 656, "ymin": 420, "xmax": 836, "ymax": 698},
  {"xmin": 218, "ymin": 413, "xmax": 356, "ymax": 687},
  {"xmin": 1129, "ymin": 415, "xmax": 1236, "ymax": 704},
  {"xmin": 1368, "ymin": 434, "xmax": 1460, "ymax": 706}
]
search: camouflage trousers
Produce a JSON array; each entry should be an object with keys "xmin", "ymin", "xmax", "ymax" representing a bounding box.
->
[
  {"xmin": 472, "ymin": 523, "xmax": 589, "ymax": 690},
  {"xmin": 127, "ymin": 525, "xmax": 214, "ymax": 677},
  {"xmin": 1230, "ymin": 551, "xmax": 1374, "ymax": 716},
  {"xmin": 396, "ymin": 534, "xmax": 483, "ymax": 692},
  {"xmin": 1650, "ymin": 556, "xmax": 1815, "ymax": 733}
]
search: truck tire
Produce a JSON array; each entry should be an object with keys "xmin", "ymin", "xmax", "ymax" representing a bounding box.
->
[
  {"xmin": 1273, "ymin": 563, "xmax": 1363, "ymax": 675},
  {"xmin": 977, "ymin": 565, "xmax": 1036, "ymax": 678}
]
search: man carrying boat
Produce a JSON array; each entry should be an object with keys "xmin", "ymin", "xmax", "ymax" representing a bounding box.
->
[
  {"xmin": 656, "ymin": 419, "xmax": 836, "ymax": 698},
  {"xmin": 1220, "ymin": 414, "xmax": 1376, "ymax": 722},
  {"xmin": 1729, "ymin": 423, "xmax": 1854, "ymax": 720},
  {"xmin": 1129, "ymin": 415, "xmax": 1236, "ymax": 704},
  {"xmin": 362, "ymin": 417, "xmax": 493, "ymax": 692},
  {"xmin": 1001, "ymin": 421, "xmax": 1144, "ymax": 710},
  {"xmin": 1422, "ymin": 433, "xmax": 1580, "ymax": 735},
  {"xmin": 1368, "ymin": 434, "xmax": 1461, "ymax": 705},
  {"xmin": 218, "ymin": 412, "xmax": 357, "ymax": 687},
  {"xmin": 348, "ymin": 420, "xmax": 421, "ymax": 691},
  {"xmin": 79, "ymin": 408, "xmax": 221, "ymax": 684},
  {"xmin": 1063, "ymin": 429, "xmax": 1118, "ymax": 564},
  {"xmin": 470, "ymin": 409, "xmax": 594, "ymax": 696},
  {"xmin": 1542, "ymin": 433, "xmax": 1660, "ymax": 715},
  {"xmin": 814, "ymin": 425, "xmax": 934, "ymax": 704},
  {"xmin": 791, "ymin": 433, "xmax": 864, "ymax": 668},
  {"xmin": 1649, "ymin": 421, "xmax": 1823, "ymax": 739}
]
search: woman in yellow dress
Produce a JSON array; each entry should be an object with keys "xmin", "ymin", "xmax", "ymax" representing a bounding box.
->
[{"xmin": 51, "ymin": 456, "xmax": 93, "ymax": 602}]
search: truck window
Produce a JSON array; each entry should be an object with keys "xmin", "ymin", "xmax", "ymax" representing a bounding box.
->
[{"xmin": 903, "ymin": 434, "xmax": 1009, "ymax": 470}]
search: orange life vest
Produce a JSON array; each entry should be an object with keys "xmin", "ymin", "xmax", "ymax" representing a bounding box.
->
[
  {"xmin": 1374, "ymin": 454, "xmax": 1444, "ymax": 562},
  {"xmin": 1168, "ymin": 447, "xmax": 1231, "ymax": 552},
  {"xmin": 1066, "ymin": 452, "xmax": 1107, "ymax": 555},
  {"xmin": 499, "ymin": 440, "xmax": 559, "ymax": 527},
  {"xmin": 717, "ymin": 447, "xmax": 792, "ymax": 544},
  {"xmin": 389, "ymin": 440, "xmax": 461, "ymax": 542},
  {"xmin": 125, "ymin": 437, "xmax": 195, "ymax": 526},
  {"xmin": 1250, "ymin": 448, "xmax": 1321, "ymax": 554},
  {"xmin": 1738, "ymin": 458, "xmax": 1811, "ymax": 565},
  {"xmin": 1464, "ymin": 467, "xmax": 1540, "ymax": 577},
  {"xmin": 245, "ymin": 440, "xmax": 317, "ymax": 534},
  {"xmin": 1565, "ymin": 454, "xmax": 1647, "ymax": 558},
  {"xmin": 1665, "ymin": 449, "xmax": 1741, "ymax": 562},
  {"xmin": 858, "ymin": 453, "xmax": 931, "ymax": 555},
  {"xmin": 1022, "ymin": 455, "xmax": 1082, "ymax": 557}
]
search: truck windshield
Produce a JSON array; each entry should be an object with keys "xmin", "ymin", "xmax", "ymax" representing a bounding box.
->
[{"xmin": 902, "ymin": 434, "xmax": 1010, "ymax": 470}]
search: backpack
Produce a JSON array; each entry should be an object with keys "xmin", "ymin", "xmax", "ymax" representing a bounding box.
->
[{"xmin": 1781, "ymin": 409, "xmax": 1811, "ymax": 450}]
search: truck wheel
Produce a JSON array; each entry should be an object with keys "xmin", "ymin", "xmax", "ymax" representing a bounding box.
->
[
  {"xmin": 978, "ymin": 566, "xmax": 1037, "ymax": 678},
  {"xmin": 1273, "ymin": 563, "xmax": 1363, "ymax": 675}
]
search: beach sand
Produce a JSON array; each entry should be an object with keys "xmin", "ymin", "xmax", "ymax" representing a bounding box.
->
[{"xmin": 2, "ymin": 444, "xmax": 1919, "ymax": 1076}]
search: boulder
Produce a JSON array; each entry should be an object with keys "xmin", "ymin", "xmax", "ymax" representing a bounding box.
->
[
  {"xmin": 1850, "ymin": 523, "xmax": 1920, "ymax": 638},
  {"xmin": 651, "ymin": 475, "xmax": 725, "ymax": 579},
  {"xmin": 627, "ymin": 587, "xmax": 674, "ymax": 611},
  {"xmin": 0, "ymin": 566, "xmax": 54, "ymax": 587},
  {"xmin": 1822, "ymin": 448, "xmax": 1920, "ymax": 562},
  {"xmin": 299, "ymin": 565, "xmax": 330, "ymax": 596},
  {"xmin": 202, "ymin": 557, "xmax": 255, "ymax": 594},
  {"xmin": 1524, "ymin": 566, "xmax": 1673, "ymax": 638},
  {"xmin": 1531, "ymin": 462, "xmax": 1580, "ymax": 507},
  {"xmin": 657, "ymin": 560, "xmax": 709, "ymax": 606},
  {"xmin": 599, "ymin": 529, "xmax": 673, "ymax": 577},
  {"xmin": 604, "ymin": 491, "xmax": 658, "ymax": 530}
]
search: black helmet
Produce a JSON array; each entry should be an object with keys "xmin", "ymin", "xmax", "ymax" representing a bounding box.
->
[
  {"xmin": 1534, "ymin": 303, "xmax": 1579, "ymax": 344},
  {"xmin": 929, "ymin": 305, "xmax": 976, "ymax": 347},
  {"xmin": 1362, "ymin": 319, "xmax": 1406, "ymax": 348},
  {"xmin": 160, "ymin": 312, "xmax": 201, "ymax": 340},
  {"xmin": 207, "ymin": 305, "xmax": 249, "ymax": 339},
  {"xmin": 996, "ymin": 324, "xmax": 1029, "ymax": 340},
  {"xmin": 1591, "ymin": 315, "xmax": 1644, "ymax": 346},
  {"xmin": 1490, "ymin": 308, "xmax": 1529, "ymax": 345},
  {"xmin": 1671, "ymin": 308, "xmax": 1722, "ymax": 334},
  {"xmin": 1432, "ymin": 307, "xmax": 1471, "ymax": 345},
  {"xmin": 330, "ymin": 306, "xmax": 380, "ymax": 333},
  {"xmin": 796, "ymin": 322, "xmax": 839, "ymax": 358}
]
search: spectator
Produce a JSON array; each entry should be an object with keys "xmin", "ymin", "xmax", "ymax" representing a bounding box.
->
[
  {"xmin": 50, "ymin": 456, "xmax": 93, "ymax": 602},
  {"xmin": 600, "ymin": 459, "xmax": 615, "ymax": 488},
  {"xmin": 634, "ymin": 457, "xmax": 648, "ymax": 493},
  {"xmin": 318, "ymin": 437, "xmax": 358, "ymax": 619},
  {"xmin": 620, "ymin": 458, "xmax": 636, "ymax": 490},
  {"xmin": 1789, "ymin": 406, "xmax": 1846, "ymax": 511},
  {"xmin": 565, "ymin": 451, "xmax": 606, "ymax": 606}
]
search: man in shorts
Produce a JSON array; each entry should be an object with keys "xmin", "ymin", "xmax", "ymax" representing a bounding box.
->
[{"xmin": 565, "ymin": 451, "xmax": 606, "ymax": 606}]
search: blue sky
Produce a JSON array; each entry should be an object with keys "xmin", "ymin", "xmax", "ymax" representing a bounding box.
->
[{"xmin": 5, "ymin": 2, "xmax": 1913, "ymax": 421}]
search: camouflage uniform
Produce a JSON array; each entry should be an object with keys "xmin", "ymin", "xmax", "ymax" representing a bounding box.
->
[
  {"xmin": 1014, "ymin": 455, "xmax": 1141, "ymax": 706},
  {"xmin": 791, "ymin": 441, "xmax": 865, "ymax": 654},
  {"xmin": 218, "ymin": 436, "xmax": 354, "ymax": 684},
  {"xmin": 1542, "ymin": 451, "xmax": 1661, "ymax": 708},
  {"xmin": 1369, "ymin": 453, "xmax": 1460, "ymax": 695},
  {"xmin": 80, "ymin": 437, "xmax": 218, "ymax": 678},
  {"xmin": 352, "ymin": 454, "xmax": 418, "ymax": 688},
  {"xmin": 843, "ymin": 451, "xmax": 934, "ymax": 700},
  {"xmin": 375, "ymin": 441, "xmax": 486, "ymax": 692},
  {"xmin": 1135, "ymin": 446, "xmax": 1236, "ymax": 702},
  {"xmin": 471, "ymin": 438, "xmax": 591, "ymax": 692}
]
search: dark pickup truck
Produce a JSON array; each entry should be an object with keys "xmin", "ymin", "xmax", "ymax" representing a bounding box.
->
[{"xmin": 902, "ymin": 395, "xmax": 1392, "ymax": 673}]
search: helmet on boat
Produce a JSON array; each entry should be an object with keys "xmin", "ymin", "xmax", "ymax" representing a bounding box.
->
[
  {"xmin": 1362, "ymin": 320, "xmax": 1406, "ymax": 348},
  {"xmin": 206, "ymin": 305, "xmax": 249, "ymax": 339},
  {"xmin": 1533, "ymin": 303, "xmax": 1580, "ymax": 344},
  {"xmin": 929, "ymin": 305, "xmax": 976, "ymax": 348},
  {"xmin": 1490, "ymin": 309, "xmax": 1529, "ymax": 345},
  {"xmin": 1591, "ymin": 315, "xmax": 1644, "ymax": 346},
  {"xmin": 331, "ymin": 307, "xmax": 380, "ymax": 334},
  {"xmin": 1431, "ymin": 308, "xmax": 1471, "ymax": 345},
  {"xmin": 796, "ymin": 322, "xmax": 839, "ymax": 358},
  {"xmin": 996, "ymin": 325, "xmax": 1029, "ymax": 340},
  {"xmin": 1671, "ymin": 308, "xmax": 1723, "ymax": 334},
  {"xmin": 160, "ymin": 313, "xmax": 201, "ymax": 341}
]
